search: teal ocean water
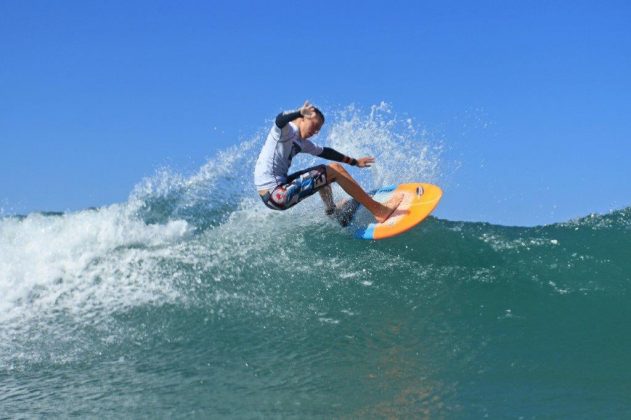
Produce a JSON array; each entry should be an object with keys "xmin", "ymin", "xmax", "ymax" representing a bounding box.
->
[{"xmin": 2, "ymin": 108, "xmax": 630, "ymax": 417}]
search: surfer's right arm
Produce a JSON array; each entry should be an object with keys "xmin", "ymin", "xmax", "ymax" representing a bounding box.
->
[{"xmin": 275, "ymin": 110, "xmax": 303, "ymax": 129}]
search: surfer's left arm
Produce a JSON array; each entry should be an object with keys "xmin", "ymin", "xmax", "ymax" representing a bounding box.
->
[{"xmin": 318, "ymin": 148, "xmax": 374, "ymax": 168}]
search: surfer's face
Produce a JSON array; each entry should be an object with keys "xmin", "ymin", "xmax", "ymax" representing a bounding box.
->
[{"xmin": 300, "ymin": 116, "xmax": 323, "ymax": 139}]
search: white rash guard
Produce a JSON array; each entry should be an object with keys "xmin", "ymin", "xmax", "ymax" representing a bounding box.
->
[{"xmin": 254, "ymin": 117, "xmax": 323, "ymax": 191}]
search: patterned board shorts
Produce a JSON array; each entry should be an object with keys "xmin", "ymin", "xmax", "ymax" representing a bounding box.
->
[{"xmin": 260, "ymin": 164, "xmax": 329, "ymax": 211}]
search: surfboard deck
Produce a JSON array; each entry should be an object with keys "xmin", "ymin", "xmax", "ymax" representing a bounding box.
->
[{"xmin": 335, "ymin": 183, "xmax": 442, "ymax": 240}]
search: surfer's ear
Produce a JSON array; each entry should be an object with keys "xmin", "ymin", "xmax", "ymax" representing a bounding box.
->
[{"xmin": 313, "ymin": 107, "xmax": 325, "ymax": 124}]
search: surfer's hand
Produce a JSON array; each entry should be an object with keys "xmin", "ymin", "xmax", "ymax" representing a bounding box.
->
[
  {"xmin": 355, "ymin": 157, "xmax": 375, "ymax": 168},
  {"xmin": 300, "ymin": 100, "xmax": 316, "ymax": 118}
]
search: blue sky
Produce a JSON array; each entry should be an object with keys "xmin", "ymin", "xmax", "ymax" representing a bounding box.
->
[{"xmin": 1, "ymin": 0, "xmax": 629, "ymax": 225}]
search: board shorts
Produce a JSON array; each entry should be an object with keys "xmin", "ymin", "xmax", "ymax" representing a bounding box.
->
[{"xmin": 260, "ymin": 164, "xmax": 329, "ymax": 211}]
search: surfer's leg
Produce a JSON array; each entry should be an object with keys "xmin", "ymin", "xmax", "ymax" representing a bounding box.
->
[
  {"xmin": 326, "ymin": 163, "xmax": 402, "ymax": 223},
  {"xmin": 318, "ymin": 184, "xmax": 336, "ymax": 215}
]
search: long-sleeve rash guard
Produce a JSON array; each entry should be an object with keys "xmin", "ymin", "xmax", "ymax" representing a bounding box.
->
[{"xmin": 254, "ymin": 110, "xmax": 357, "ymax": 191}]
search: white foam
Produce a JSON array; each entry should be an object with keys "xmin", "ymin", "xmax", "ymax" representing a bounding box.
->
[{"xmin": 0, "ymin": 202, "xmax": 190, "ymax": 324}]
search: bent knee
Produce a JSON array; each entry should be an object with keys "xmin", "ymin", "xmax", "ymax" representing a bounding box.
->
[{"xmin": 327, "ymin": 162, "xmax": 346, "ymax": 174}]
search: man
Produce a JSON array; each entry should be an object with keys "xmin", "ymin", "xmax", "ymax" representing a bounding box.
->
[{"xmin": 254, "ymin": 101, "xmax": 402, "ymax": 223}]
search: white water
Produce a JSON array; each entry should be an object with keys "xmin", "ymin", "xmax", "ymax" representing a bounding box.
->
[{"xmin": 0, "ymin": 202, "xmax": 190, "ymax": 324}]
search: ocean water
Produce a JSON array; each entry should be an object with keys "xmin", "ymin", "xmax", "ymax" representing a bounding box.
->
[{"xmin": 2, "ymin": 106, "xmax": 630, "ymax": 418}]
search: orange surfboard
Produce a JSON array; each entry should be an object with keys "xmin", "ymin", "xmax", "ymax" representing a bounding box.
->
[{"xmin": 346, "ymin": 183, "xmax": 443, "ymax": 240}]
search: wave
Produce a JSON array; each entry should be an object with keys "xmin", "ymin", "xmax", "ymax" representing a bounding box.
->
[{"xmin": 1, "ymin": 104, "xmax": 629, "ymax": 373}]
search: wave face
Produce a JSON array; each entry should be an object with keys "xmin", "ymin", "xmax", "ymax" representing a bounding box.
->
[{"xmin": 1, "ymin": 105, "xmax": 630, "ymax": 418}]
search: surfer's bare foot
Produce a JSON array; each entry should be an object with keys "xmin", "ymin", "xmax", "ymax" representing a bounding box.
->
[{"xmin": 374, "ymin": 192, "xmax": 404, "ymax": 223}]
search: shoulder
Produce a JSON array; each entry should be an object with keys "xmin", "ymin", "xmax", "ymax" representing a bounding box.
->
[
  {"xmin": 279, "ymin": 122, "xmax": 299, "ymax": 142},
  {"xmin": 300, "ymin": 139, "xmax": 324, "ymax": 155}
]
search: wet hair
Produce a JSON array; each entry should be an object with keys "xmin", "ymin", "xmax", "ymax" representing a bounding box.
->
[{"xmin": 313, "ymin": 107, "xmax": 325, "ymax": 124}]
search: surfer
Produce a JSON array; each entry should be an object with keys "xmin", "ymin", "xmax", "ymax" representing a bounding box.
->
[{"xmin": 254, "ymin": 101, "xmax": 403, "ymax": 223}]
